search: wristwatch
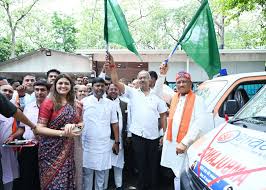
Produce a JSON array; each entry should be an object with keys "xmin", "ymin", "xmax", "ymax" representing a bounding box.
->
[{"xmin": 115, "ymin": 141, "xmax": 120, "ymax": 145}]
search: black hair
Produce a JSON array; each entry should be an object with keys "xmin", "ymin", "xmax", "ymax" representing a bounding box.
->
[
  {"xmin": 10, "ymin": 80, "xmax": 21, "ymax": 85},
  {"xmin": 33, "ymin": 80, "xmax": 50, "ymax": 90},
  {"xmin": 91, "ymin": 77, "xmax": 106, "ymax": 86},
  {"xmin": 23, "ymin": 74, "xmax": 36, "ymax": 80},
  {"xmin": 148, "ymin": 71, "xmax": 158, "ymax": 80},
  {"xmin": 105, "ymin": 75, "xmax": 111, "ymax": 81},
  {"xmin": 0, "ymin": 76, "xmax": 7, "ymax": 80},
  {"xmin": 47, "ymin": 69, "xmax": 61, "ymax": 77}
]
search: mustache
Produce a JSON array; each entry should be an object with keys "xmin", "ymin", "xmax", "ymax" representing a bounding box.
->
[{"xmin": 93, "ymin": 90, "xmax": 104, "ymax": 96}]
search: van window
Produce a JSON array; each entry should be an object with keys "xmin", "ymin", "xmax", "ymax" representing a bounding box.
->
[
  {"xmin": 238, "ymin": 83, "xmax": 264, "ymax": 98},
  {"xmin": 195, "ymin": 80, "xmax": 227, "ymax": 107},
  {"xmin": 237, "ymin": 86, "xmax": 266, "ymax": 118},
  {"xmin": 218, "ymin": 81, "xmax": 266, "ymax": 118},
  {"xmin": 233, "ymin": 86, "xmax": 266, "ymax": 130}
]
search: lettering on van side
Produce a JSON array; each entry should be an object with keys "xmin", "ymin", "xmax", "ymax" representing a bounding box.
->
[
  {"xmin": 216, "ymin": 130, "xmax": 266, "ymax": 158},
  {"xmin": 198, "ymin": 147, "xmax": 250, "ymax": 186}
]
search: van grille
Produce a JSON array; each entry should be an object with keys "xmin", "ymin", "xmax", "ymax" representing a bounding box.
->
[{"xmin": 189, "ymin": 169, "xmax": 210, "ymax": 190}]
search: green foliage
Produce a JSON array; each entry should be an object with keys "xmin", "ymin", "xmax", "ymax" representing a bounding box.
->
[
  {"xmin": 51, "ymin": 13, "xmax": 78, "ymax": 52},
  {"xmin": 0, "ymin": 0, "xmax": 40, "ymax": 58},
  {"xmin": 0, "ymin": 36, "xmax": 34, "ymax": 62},
  {"xmin": 121, "ymin": 0, "xmax": 199, "ymax": 49},
  {"xmin": 218, "ymin": 0, "xmax": 265, "ymax": 16},
  {"xmin": 225, "ymin": 13, "xmax": 265, "ymax": 48},
  {"xmin": 214, "ymin": 0, "xmax": 266, "ymax": 47},
  {"xmin": 0, "ymin": 0, "xmax": 265, "ymax": 61},
  {"xmin": 0, "ymin": 37, "xmax": 11, "ymax": 62},
  {"xmin": 76, "ymin": 6, "xmax": 105, "ymax": 49},
  {"xmin": 19, "ymin": 9, "xmax": 54, "ymax": 50},
  {"xmin": 15, "ymin": 40, "xmax": 34, "ymax": 55}
]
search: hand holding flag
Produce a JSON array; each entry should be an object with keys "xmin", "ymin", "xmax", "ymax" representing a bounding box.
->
[{"xmin": 105, "ymin": 53, "xmax": 116, "ymax": 70}]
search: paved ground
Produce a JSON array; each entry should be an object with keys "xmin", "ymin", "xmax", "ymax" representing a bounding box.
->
[{"xmin": 107, "ymin": 168, "xmax": 174, "ymax": 190}]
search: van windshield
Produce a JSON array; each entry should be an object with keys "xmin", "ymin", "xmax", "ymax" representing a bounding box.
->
[
  {"xmin": 195, "ymin": 80, "xmax": 227, "ymax": 107},
  {"xmin": 235, "ymin": 85, "xmax": 266, "ymax": 119}
]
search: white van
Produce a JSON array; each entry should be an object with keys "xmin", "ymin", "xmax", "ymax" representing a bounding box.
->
[
  {"xmin": 195, "ymin": 72, "xmax": 266, "ymax": 128},
  {"xmin": 181, "ymin": 85, "xmax": 266, "ymax": 190}
]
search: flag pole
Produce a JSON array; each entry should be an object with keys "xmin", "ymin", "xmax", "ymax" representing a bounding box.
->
[
  {"xmin": 163, "ymin": 41, "xmax": 180, "ymax": 65},
  {"xmin": 104, "ymin": 0, "xmax": 109, "ymax": 55},
  {"xmin": 186, "ymin": 56, "xmax": 190, "ymax": 73}
]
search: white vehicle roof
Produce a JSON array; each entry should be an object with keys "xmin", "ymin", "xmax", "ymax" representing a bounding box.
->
[
  {"xmin": 209, "ymin": 71, "xmax": 266, "ymax": 83},
  {"xmin": 197, "ymin": 72, "xmax": 266, "ymax": 113}
]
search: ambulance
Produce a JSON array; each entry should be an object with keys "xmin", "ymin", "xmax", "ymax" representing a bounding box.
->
[
  {"xmin": 181, "ymin": 85, "xmax": 266, "ymax": 190},
  {"xmin": 195, "ymin": 72, "xmax": 266, "ymax": 128}
]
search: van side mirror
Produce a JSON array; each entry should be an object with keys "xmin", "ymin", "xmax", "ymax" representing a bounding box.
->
[{"xmin": 224, "ymin": 100, "xmax": 240, "ymax": 116}]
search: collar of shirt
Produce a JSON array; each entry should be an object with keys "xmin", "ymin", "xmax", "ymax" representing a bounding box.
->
[
  {"xmin": 137, "ymin": 88, "xmax": 152, "ymax": 97},
  {"xmin": 91, "ymin": 95, "xmax": 104, "ymax": 103}
]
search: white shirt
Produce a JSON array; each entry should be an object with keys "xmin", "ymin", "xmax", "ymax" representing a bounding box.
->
[
  {"xmin": 124, "ymin": 85, "xmax": 167, "ymax": 140},
  {"xmin": 82, "ymin": 95, "xmax": 118, "ymax": 170},
  {"xmin": 153, "ymin": 74, "xmax": 175, "ymax": 104},
  {"xmin": 19, "ymin": 101, "xmax": 38, "ymax": 140},
  {"xmin": 12, "ymin": 92, "xmax": 36, "ymax": 110},
  {"xmin": 0, "ymin": 115, "xmax": 19, "ymax": 184}
]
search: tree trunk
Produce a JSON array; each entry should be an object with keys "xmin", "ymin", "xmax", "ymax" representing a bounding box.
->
[
  {"xmin": 219, "ymin": 16, "xmax": 225, "ymax": 49},
  {"xmin": 10, "ymin": 27, "xmax": 16, "ymax": 58}
]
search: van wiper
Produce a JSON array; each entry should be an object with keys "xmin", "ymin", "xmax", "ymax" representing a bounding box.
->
[{"xmin": 229, "ymin": 116, "xmax": 266, "ymax": 124}]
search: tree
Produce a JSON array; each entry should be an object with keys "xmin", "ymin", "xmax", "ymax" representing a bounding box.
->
[
  {"xmin": 0, "ymin": 37, "xmax": 11, "ymax": 62},
  {"xmin": 76, "ymin": 5, "xmax": 105, "ymax": 49},
  {"xmin": 19, "ymin": 9, "xmax": 54, "ymax": 50},
  {"xmin": 0, "ymin": 0, "xmax": 265, "ymax": 56},
  {"xmin": 128, "ymin": 0, "xmax": 199, "ymax": 49},
  {"xmin": 215, "ymin": 0, "xmax": 266, "ymax": 47},
  {"xmin": 51, "ymin": 13, "xmax": 78, "ymax": 52},
  {"xmin": 224, "ymin": 13, "xmax": 265, "ymax": 48},
  {"xmin": 0, "ymin": 36, "xmax": 33, "ymax": 62},
  {"xmin": 218, "ymin": 0, "xmax": 265, "ymax": 17},
  {"xmin": 0, "ymin": 0, "xmax": 39, "ymax": 58}
]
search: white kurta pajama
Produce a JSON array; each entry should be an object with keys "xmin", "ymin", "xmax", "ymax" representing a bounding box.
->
[
  {"xmin": 160, "ymin": 95, "xmax": 210, "ymax": 177},
  {"xmin": 82, "ymin": 95, "xmax": 118, "ymax": 190},
  {"xmin": 104, "ymin": 98, "xmax": 125, "ymax": 189},
  {"xmin": 82, "ymin": 95, "xmax": 118, "ymax": 170},
  {"xmin": 0, "ymin": 115, "xmax": 19, "ymax": 189}
]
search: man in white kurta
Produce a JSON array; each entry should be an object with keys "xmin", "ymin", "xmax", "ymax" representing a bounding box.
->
[
  {"xmin": 0, "ymin": 85, "xmax": 19, "ymax": 190},
  {"xmin": 154, "ymin": 68, "xmax": 212, "ymax": 190},
  {"xmin": 160, "ymin": 92, "xmax": 208, "ymax": 178},
  {"xmin": 82, "ymin": 77, "xmax": 119, "ymax": 190},
  {"xmin": 104, "ymin": 84, "xmax": 127, "ymax": 190}
]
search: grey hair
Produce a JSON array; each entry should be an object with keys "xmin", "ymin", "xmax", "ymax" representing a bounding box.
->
[{"xmin": 137, "ymin": 70, "xmax": 151, "ymax": 80}]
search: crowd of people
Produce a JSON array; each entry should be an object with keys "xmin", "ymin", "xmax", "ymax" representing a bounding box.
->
[{"xmin": 0, "ymin": 54, "xmax": 212, "ymax": 190}]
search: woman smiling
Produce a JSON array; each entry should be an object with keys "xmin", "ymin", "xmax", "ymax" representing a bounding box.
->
[{"xmin": 33, "ymin": 74, "xmax": 83, "ymax": 190}]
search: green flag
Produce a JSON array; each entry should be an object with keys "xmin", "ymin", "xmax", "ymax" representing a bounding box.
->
[
  {"xmin": 179, "ymin": 0, "xmax": 221, "ymax": 79},
  {"xmin": 104, "ymin": 0, "xmax": 141, "ymax": 60}
]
